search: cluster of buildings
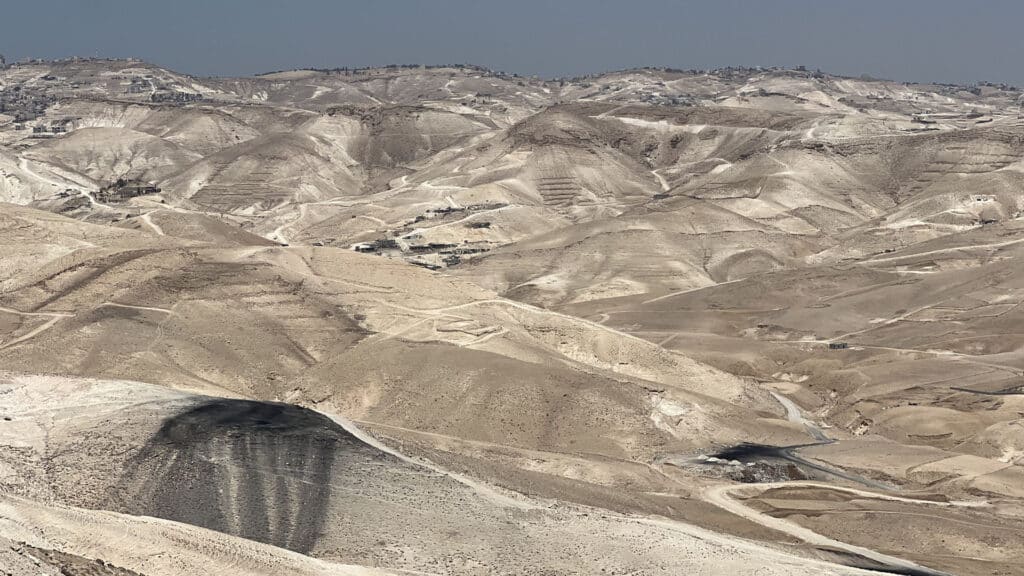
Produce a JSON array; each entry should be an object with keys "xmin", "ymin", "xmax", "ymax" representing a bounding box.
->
[
  {"xmin": 0, "ymin": 85, "xmax": 56, "ymax": 123},
  {"xmin": 150, "ymin": 90, "xmax": 203, "ymax": 104},
  {"xmin": 97, "ymin": 178, "xmax": 161, "ymax": 202},
  {"xmin": 27, "ymin": 117, "xmax": 73, "ymax": 135}
]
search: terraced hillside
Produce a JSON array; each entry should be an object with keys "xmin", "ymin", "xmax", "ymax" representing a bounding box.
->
[{"xmin": 2, "ymin": 59, "xmax": 1024, "ymax": 576}]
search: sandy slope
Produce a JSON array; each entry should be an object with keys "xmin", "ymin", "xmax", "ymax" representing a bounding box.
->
[
  {"xmin": 0, "ymin": 372, "xmax": 875, "ymax": 576},
  {"xmin": 3, "ymin": 60, "xmax": 1024, "ymax": 575}
]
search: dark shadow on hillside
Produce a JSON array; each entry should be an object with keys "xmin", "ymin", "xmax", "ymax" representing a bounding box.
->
[{"xmin": 117, "ymin": 398, "xmax": 388, "ymax": 553}]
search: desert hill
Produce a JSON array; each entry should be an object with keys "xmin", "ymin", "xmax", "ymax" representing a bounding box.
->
[{"xmin": 2, "ymin": 58, "xmax": 1024, "ymax": 575}]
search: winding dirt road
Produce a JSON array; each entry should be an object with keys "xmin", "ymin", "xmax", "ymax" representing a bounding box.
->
[
  {"xmin": 0, "ymin": 307, "xmax": 74, "ymax": 350},
  {"xmin": 704, "ymin": 481, "xmax": 980, "ymax": 576},
  {"xmin": 140, "ymin": 211, "xmax": 166, "ymax": 235}
]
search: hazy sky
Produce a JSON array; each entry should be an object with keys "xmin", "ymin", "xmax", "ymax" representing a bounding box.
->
[{"xmin": 4, "ymin": 1, "xmax": 1023, "ymax": 85}]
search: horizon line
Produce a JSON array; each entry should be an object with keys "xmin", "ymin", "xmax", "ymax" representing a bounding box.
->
[{"xmin": 5, "ymin": 55, "xmax": 1022, "ymax": 90}]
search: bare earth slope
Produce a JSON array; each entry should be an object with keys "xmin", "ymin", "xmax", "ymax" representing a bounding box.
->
[
  {"xmin": 3, "ymin": 58, "xmax": 1024, "ymax": 575},
  {"xmin": 0, "ymin": 372, "xmax": 875, "ymax": 576}
]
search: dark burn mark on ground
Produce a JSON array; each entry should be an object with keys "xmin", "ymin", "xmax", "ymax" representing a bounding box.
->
[
  {"xmin": 710, "ymin": 442, "xmax": 893, "ymax": 490},
  {"xmin": 711, "ymin": 442, "xmax": 793, "ymax": 461},
  {"xmin": 851, "ymin": 565, "xmax": 948, "ymax": 576},
  {"xmin": 817, "ymin": 547, "xmax": 950, "ymax": 576},
  {"xmin": 951, "ymin": 384, "xmax": 1024, "ymax": 396},
  {"xmin": 120, "ymin": 398, "xmax": 392, "ymax": 553}
]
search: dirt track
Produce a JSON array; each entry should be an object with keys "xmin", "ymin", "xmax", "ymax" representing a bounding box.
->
[{"xmin": 703, "ymin": 483, "xmax": 956, "ymax": 576}]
